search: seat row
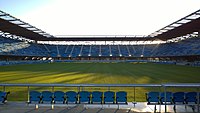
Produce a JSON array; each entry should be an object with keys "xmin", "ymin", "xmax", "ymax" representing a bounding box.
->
[
  {"xmin": 0, "ymin": 91, "xmax": 10, "ymax": 104},
  {"xmin": 146, "ymin": 91, "xmax": 199, "ymax": 104},
  {"xmin": 146, "ymin": 91, "xmax": 200, "ymax": 112},
  {"xmin": 29, "ymin": 91, "xmax": 127, "ymax": 104}
]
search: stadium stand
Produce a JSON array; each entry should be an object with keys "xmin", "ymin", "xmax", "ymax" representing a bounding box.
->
[
  {"xmin": 1, "ymin": 9, "xmax": 200, "ymax": 67},
  {"xmin": 1, "ymin": 36, "xmax": 200, "ymax": 60},
  {"xmin": 0, "ymin": 60, "xmax": 50, "ymax": 66}
]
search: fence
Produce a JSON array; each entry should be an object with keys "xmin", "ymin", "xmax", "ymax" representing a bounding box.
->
[{"xmin": 0, "ymin": 83, "xmax": 200, "ymax": 112}]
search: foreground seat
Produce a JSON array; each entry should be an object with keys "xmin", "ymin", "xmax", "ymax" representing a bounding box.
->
[
  {"xmin": 104, "ymin": 91, "xmax": 115, "ymax": 104},
  {"xmin": 172, "ymin": 92, "xmax": 185, "ymax": 111},
  {"xmin": 79, "ymin": 91, "xmax": 91, "ymax": 104},
  {"xmin": 185, "ymin": 92, "xmax": 197, "ymax": 104},
  {"xmin": 29, "ymin": 91, "xmax": 41, "ymax": 104},
  {"xmin": 172, "ymin": 92, "xmax": 185, "ymax": 104},
  {"xmin": 54, "ymin": 91, "xmax": 65, "ymax": 104},
  {"xmin": 146, "ymin": 92, "xmax": 160, "ymax": 104},
  {"xmin": 146, "ymin": 92, "xmax": 160, "ymax": 112},
  {"xmin": 116, "ymin": 91, "xmax": 127, "ymax": 104},
  {"xmin": 160, "ymin": 92, "xmax": 172, "ymax": 104},
  {"xmin": 66, "ymin": 91, "xmax": 77, "ymax": 104},
  {"xmin": 91, "ymin": 91, "xmax": 103, "ymax": 104},
  {"xmin": 185, "ymin": 92, "xmax": 197, "ymax": 111},
  {"xmin": 41, "ymin": 91, "xmax": 53, "ymax": 104},
  {"xmin": 0, "ymin": 91, "xmax": 9, "ymax": 104}
]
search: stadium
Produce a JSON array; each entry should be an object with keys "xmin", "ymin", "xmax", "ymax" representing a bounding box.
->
[{"xmin": 0, "ymin": 1, "xmax": 200, "ymax": 112}]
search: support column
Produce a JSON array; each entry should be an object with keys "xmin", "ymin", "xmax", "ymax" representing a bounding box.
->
[{"xmin": 198, "ymin": 30, "xmax": 200, "ymax": 38}]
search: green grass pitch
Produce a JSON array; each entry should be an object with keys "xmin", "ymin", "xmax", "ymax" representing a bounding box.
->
[{"xmin": 0, "ymin": 62, "xmax": 200, "ymax": 101}]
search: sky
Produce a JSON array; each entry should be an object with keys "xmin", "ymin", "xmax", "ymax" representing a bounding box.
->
[{"xmin": 0, "ymin": 0, "xmax": 200, "ymax": 36}]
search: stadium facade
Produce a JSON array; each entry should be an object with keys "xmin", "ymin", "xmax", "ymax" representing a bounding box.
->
[{"xmin": 0, "ymin": 9, "xmax": 200, "ymax": 65}]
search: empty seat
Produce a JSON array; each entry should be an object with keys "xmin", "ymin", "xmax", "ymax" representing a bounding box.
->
[
  {"xmin": 172, "ymin": 92, "xmax": 185, "ymax": 104},
  {"xmin": 79, "ymin": 91, "xmax": 90, "ymax": 104},
  {"xmin": 104, "ymin": 91, "xmax": 115, "ymax": 104},
  {"xmin": 116, "ymin": 91, "xmax": 127, "ymax": 104},
  {"xmin": 29, "ymin": 91, "xmax": 41, "ymax": 103},
  {"xmin": 185, "ymin": 92, "xmax": 197, "ymax": 104},
  {"xmin": 0, "ymin": 91, "xmax": 9, "ymax": 103},
  {"xmin": 160, "ymin": 92, "xmax": 172, "ymax": 103},
  {"xmin": 91, "ymin": 91, "xmax": 103, "ymax": 104},
  {"xmin": 54, "ymin": 91, "xmax": 65, "ymax": 104},
  {"xmin": 146, "ymin": 92, "xmax": 160, "ymax": 104},
  {"xmin": 172, "ymin": 92, "xmax": 185, "ymax": 111},
  {"xmin": 66, "ymin": 91, "xmax": 77, "ymax": 104},
  {"xmin": 41, "ymin": 91, "xmax": 53, "ymax": 103},
  {"xmin": 185, "ymin": 92, "xmax": 197, "ymax": 111}
]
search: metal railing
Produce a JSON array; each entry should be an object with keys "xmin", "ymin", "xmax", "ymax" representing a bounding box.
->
[{"xmin": 0, "ymin": 83, "xmax": 200, "ymax": 112}]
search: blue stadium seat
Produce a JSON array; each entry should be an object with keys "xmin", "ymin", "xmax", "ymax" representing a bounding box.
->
[
  {"xmin": 146, "ymin": 92, "xmax": 160, "ymax": 112},
  {"xmin": 29, "ymin": 91, "xmax": 41, "ymax": 103},
  {"xmin": 0, "ymin": 91, "xmax": 9, "ymax": 104},
  {"xmin": 66, "ymin": 91, "xmax": 77, "ymax": 104},
  {"xmin": 41, "ymin": 91, "xmax": 53, "ymax": 104},
  {"xmin": 104, "ymin": 91, "xmax": 115, "ymax": 104},
  {"xmin": 185, "ymin": 92, "xmax": 197, "ymax": 104},
  {"xmin": 160, "ymin": 92, "xmax": 172, "ymax": 103},
  {"xmin": 54, "ymin": 91, "xmax": 65, "ymax": 104},
  {"xmin": 146, "ymin": 92, "xmax": 160, "ymax": 104},
  {"xmin": 91, "ymin": 91, "xmax": 103, "ymax": 104},
  {"xmin": 79, "ymin": 91, "xmax": 91, "ymax": 104},
  {"xmin": 172, "ymin": 92, "xmax": 185, "ymax": 104},
  {"xmin": 116, "ymin": 91, "xmax": 127, "ymax": 104},
  {"xmin": 172, "ymin": 92, "xmax": 185, "ymax": 111},
  {"xmin": 185, "ymin": 92, "xmax": 197, "ymax": 111}
]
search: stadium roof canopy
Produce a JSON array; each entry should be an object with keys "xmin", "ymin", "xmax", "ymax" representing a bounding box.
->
[
  {"xmin": 0, "ymin": 9, "xmax": 200, "ymax": 41},
  {"xmin": 0, "ymin": 10, "xmax": 53, "ymax": 41},
  {"xmin": 150, "ymin": 9, "xmax": 200, "ymax": 40}
]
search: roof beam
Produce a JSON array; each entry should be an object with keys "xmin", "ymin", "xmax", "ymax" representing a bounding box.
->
[
  {"xmin": 8, "ymin": 19, "xmax": 20, "ymax": 21},
  {"xmin": 0, "ymin": 14, "xmax": 7, "ymax": 16}
]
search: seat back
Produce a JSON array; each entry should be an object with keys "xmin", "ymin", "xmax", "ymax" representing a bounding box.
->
[
  {"xmin": 116, "ymin": 91, "xmax": 127, "ymax": 104},
  {"xmin": 79, "ymin": 91, "xmax": 90, "ymax": 103},
  {"xmin": 41, "ymin": 91, "xmax": 53, "ymax": 103},
  {"xmin": 92, "ymin": 91, "xmax": 103, "ymax": 103},
  {"xmin": 160, "ymin": 92, "xmax": 172, "ymax": 103},
  {"xmin": 29, "ymin": 91, "xmax": 41, "ymax": 103},
  {"xmin": 185, "ymin": 92, "xmax": 197, "ymax": 103},
  {"xmin": 104, "ymin": 91, "xmax": 115, "ymax": 104},
  {"xmin": 146, "ymin": 92, "xmax": 160, "ymax": 104},
  {"xmin": 54, "ymin": 91, "xmax": 65, "ymax": 103},
  {"xmin": 172, "ymin": 92, "xmax": 185, "ymax": 103},
  {"xmin": 66, "ymin": 91, "xmax": 77, "ymax": 103},
  {"xmin": 0, "ymin": 91, "xmax": 7, "ymax": 102}
]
